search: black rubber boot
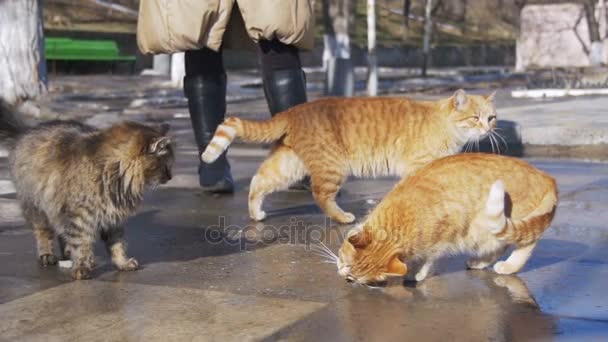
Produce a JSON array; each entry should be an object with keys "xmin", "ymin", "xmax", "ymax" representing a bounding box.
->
[
  {"xmin": 262, "ymin": 68, "xmax": 308, "ymax": 115},
  {"xmin": 184, "ymin": 73, "xmax": 234, "ymax": 193},
  {"xmin": 262, "ymin": 68, "xmax": 311, "ymax": 191}
]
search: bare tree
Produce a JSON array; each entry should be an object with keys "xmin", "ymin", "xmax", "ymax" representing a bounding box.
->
[
  {"xmin": 322, "ymin": 0, "xmax": 355, "ymax": 96},
  {"xmin": 367, "ymin": 0, "xmax": 378, "ymax": 96},
  {"xmin": 422, "ymin": 0, "xmax": 434, "ymax": 77},
  {"xmin": 403, "ymin": 0, "xmax": 412, "ymax": 38},
  {"xmin": 0, "ymin": 0, "xmax": 47, "ymax": 114},
  {"xmin": 583, "ymin": 0, "xmax": 603, "ymax": 66}
]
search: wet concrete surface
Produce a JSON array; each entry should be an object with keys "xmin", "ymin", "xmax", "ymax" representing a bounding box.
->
[
  {"xmin": 1, "ymin": 123, "xmax": 607, "ymax": 341},
  {"xmin": 1, "ymin": 74, "xmax": 608, "ymax": 340}
]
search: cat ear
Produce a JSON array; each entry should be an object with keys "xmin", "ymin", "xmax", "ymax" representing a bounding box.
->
[
  {"xmin": 386, "ymin": 254, "xmax": 407, "ymax": 276},
  {"xmin": 486, "ymin": 90, "xmax": 497, "ymax": 102},
  {"xmin": 149, "ymin": 136, "xmax": 172, "ymax": 154},
  {"xmin": 453, "ymin": 89, "xmax": 468, "ymax": 110},
  {"xmin": 347, "ymin": 229, "xmax": 372, "ymax": 249}
]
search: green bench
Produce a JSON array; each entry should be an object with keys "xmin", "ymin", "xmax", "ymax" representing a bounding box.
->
[{"xmin": 45, "ymin": 37, "xmax": 136, "ymax": 73}]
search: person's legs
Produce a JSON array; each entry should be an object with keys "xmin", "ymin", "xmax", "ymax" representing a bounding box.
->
[
  {"xmin": 258, "ymin": 39, "xmax": 309, "ymax": 190},
  {"xmin": 258, "ymin": 39, "xmax": 307, "ymax": 115},
  {"xmin": 184, "ymin": 48, "xmax": 234, "ymax": 193}
]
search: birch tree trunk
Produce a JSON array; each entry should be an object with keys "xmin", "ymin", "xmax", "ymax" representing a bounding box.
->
[
  {"xmin": 422, "ymin": 0, "xmax": 434, "ymax": 77},
  {"xmin": 322, "ymin": 0, "xmax": 354, "ymax": 96},
  {"xmin": 585, "ymin": 0, "xmax": 604, "ymax": 66},
  {"xmin": 0, "ymin": 0, "xmax": 47, "ymax": 113},
  {"xmin": 367, "ymin": 0, "xmax": 378, "ymax": 96}
]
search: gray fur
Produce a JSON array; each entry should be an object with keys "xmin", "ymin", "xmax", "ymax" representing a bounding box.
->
[{"xmin": 1, "ymin": 100, "xmax": 174, "ymax": 279}]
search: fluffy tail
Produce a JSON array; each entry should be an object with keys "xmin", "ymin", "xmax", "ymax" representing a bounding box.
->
[
  {"xmin": 201, "ymin": 115, "xmax": 288, "ymax": 163},
  {"xmin": 485, "ymin": 179, "xmax": 558, "ymax": 245},
  {"xmin": 0, "ymin": 99, "xmax": 27, "ymax": 148}
]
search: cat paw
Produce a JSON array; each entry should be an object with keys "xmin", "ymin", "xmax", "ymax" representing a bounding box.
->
[
  {"xmin": 466, "ymin": 258, "xmax": 490, "ymax": 270},
  {"xmin": 39, "ymin": 254, "xmax": 58, "ymax": 266},
  {"xmin": 493, "ymin": 261, "xmax": 516, "ymax": 275},
  {"xmin": 250, "ymin": 210, "xmax": 267, "ymax": 221},
  {"xmin": 117, "ymin": 258, "xmax": 139, "ymax": 272},
  {"xmin": 72, "ymin": 266, "xmax": 92, "ymax": 280},
  {"xmin": 335, "ymin": 212, "xmax": 356, "ymax": 224},
  {"xmin": 414, "ymin": 272, "xmax": 429, "ymax": 282}
]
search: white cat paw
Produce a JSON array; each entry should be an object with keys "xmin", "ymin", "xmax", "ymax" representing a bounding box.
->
[
  {"xmin": 493, "ymin": 261, "xmax": 516, "ymax": 275},
  {"xmin": 118, "ymin": 258, "xmax": 139, "ymax": 271},
  {"xmin": 466, "ymin": 259, "xmax": 490, "ymax": 270},
  {"xmin": 251, "ymin": 210, "xmax": 267, "ymax": 221},
  {"xmin": 414, "ymin": 271, "xmax": 429, "ymax": 282},
  {"xmin": 337, "ymin": 212, "xmax": 356, "ymax": 224}
]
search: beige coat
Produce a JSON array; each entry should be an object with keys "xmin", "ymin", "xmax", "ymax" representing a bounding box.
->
[{"xmin": 137, "ymin": 0, "xmax": 315, "ymax": 54}]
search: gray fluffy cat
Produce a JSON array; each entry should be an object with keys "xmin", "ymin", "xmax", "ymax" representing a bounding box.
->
[{"xmin": 0, "ymin": 100, "xmax": 174, "ymax": 279}]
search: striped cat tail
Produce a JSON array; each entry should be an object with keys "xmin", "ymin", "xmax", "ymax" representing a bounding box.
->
[
  {"xmin": 484, "ymin": 180, "xmax": 507, "ymax": 234},
  {"xmin": 489, "ymin": 178, "xmax": 558, "ymax": 245},
  {"xmin": 201, "ymin": 114, "xmax": 289, "ymax": 163}
]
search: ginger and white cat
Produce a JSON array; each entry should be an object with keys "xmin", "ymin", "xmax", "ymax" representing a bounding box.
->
[
  {"xmin": 337, "ymin": 153, "xmax": 558, "ymax": 284},
  {"xmin": 202, "ymin": 89, "xmax": 498, "ymax": 223}
]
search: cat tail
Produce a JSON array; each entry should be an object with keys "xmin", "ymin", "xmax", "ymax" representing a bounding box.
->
[
  {"xmin": 0, "ymin": 99, "xmax": 28, "ymax": 148},
  {"xmin": 484, "ymin": 180, "xmax": 507, "ymax": 235},
  {"xmin": 201, "ymin": 115, "xmax": 288, "ymax": 163},
  {"xmin": 485, "ymin": 179, "xmax": 558, "ymax": 245}
]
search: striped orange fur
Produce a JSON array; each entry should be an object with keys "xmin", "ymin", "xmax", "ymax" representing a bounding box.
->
[
  {"xmin": 337, "ymin": 154, "xmax": 558, "ymax": 284},
  {"xmin": 202, "ymin": 89, "xmax": 498, "ymax": 223}
]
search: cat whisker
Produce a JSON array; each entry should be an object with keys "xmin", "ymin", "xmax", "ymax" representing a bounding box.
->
[
  {"xmin": 318, "ymin": 241, "xmax": 338, "ymax": 259},
  {"xmin": 489, "ymin": 131, "xmax": 498, "ymax": 153},
  {"xmin": 492, "ymin": 130, "xmax": 509, "ymax": 152},
  {"xmin": 312, "ymin": 242, "xmax": 339, "ymax": 262},
  {"xmin": 487, "ymin": 133, "xmax": 496, "ymax": 154},
  {"xmin": 464, "ymin": 138, "xmax": 474, "ymax": 153},
  {"xmin": 309, "ymin": 247, "xmax": 335, "ymax": 258},
  {"xmin": 309, "ymin": 245, "xmax": 338, "ymax": 262},
  {"xmin": 312, "ymin": 254, "xmax": 337, "ymax": 264},
  {"xmin": 310, "ymin": 243, "xmax": 334, "ymax": 255},
  {"xmin": 492, "ymin": 132, "xmax": 503, "ymax": 154}
]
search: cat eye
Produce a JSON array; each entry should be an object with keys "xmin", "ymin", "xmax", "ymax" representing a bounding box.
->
[
  {"xmin": 346, "ymin": 276, "xmax": 355, "ymax": 283},
  {"xmin": 488, "ymin": 115, "xmax": 497, "ymax": 122},
  {"xmin": 472, "ymin": 116, "xmax": 480, "ymax": 121}
]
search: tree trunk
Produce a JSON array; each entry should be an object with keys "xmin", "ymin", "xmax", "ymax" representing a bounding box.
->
[
  {"xmin": 584, "ymin": 0, "xmax": 604, "ymax": 66},
  {"xmin": 0, "ymin": 0, "xmax": 47, "ymax": 113},
  {"xmin": 422, "ymin": 0, "xmax": 434, "ymax": 77},
  {"xmin": 462, "ymin": 0, "xmax": 468, "ymax": 34},
  {"xmin": 367, "ymin": 0, "xmax": 378, "ymax": 96},
  {"xmin": 322, "ymin": 0, "xmax": 354, "ymax": 96},
  {"xmin": 403, "ymin": 0, "xmax": 411, "ymax": 38}
]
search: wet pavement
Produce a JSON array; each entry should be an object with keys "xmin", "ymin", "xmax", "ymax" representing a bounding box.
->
[
  {"xmin": 1, "ymin": 114, "xmax": 607, "ymax": 340},
  {"xmin": 1, "ymin": 74, "xmax": 608, "ymax": 341}
]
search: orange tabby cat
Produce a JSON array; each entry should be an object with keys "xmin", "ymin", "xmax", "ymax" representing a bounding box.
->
[
  {"xmin": 202, "ymin": 90, "xmax": 498, "ymax": 223},
  {"xmin": 337, "ymin": 153, "xmax": 558, "ymax": 284}
]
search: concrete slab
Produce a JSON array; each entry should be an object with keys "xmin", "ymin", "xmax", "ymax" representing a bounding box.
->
[{"xmin": 0, "ymin": 281, "xmax": 325, "ymax": 342}]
